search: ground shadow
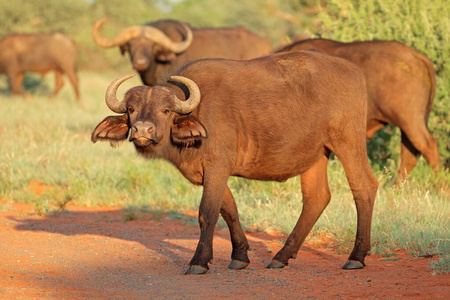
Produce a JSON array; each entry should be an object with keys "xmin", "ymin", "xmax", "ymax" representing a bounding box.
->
[
  {"xmin": 9, "ymin": 207, "xmax": 443, "ymax": 299},
  {"xmin": 10, "ymin": 208, "xmax": 339, "ymax": 269}
]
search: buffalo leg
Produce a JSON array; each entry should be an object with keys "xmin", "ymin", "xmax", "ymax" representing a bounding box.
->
[
  {"xmin": 65, "ymin": 69, "xmax": 80, "ymax": 100},
  {"xmin": 366, "ymin": 119, "xmax": 385, "ymax": 139},
  {"xmin": 51, "ymin": 70, "xmax": 64, "ymax": 99},
  {"xmin": 185, "ymin": 169, "xmax": 229, "ymax": 275},
  {"xmin": 220, "ymin": 186, "xmax": 250, "ymax": 270},
  {"xmin": 398, "ymin": 128, "xmax": 440, "ymax": 182},
  {"xmin": 334, "ymin": 144, "xmax": 378, "ymax": 269},
  {"xmin": 8, "ymin": 71, "xmax": 24, "ymax": 96},
  {"xmin": 268, "ymin": 153, "xmax": 331, "ymax": 268},
  {"xmin": 398, "ymin": 131, "xmax": 421, "ymax": 181}
]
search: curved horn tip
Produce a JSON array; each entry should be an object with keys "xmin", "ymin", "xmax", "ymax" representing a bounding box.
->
[
  {"xmin": 105, "ymin": 74, "xmax": 136, "ymax": 114},
  {"xmin": 108, "ymin": 73, "xmax": 136, "ymax": 90},
  {"xmin": 170, "ymin": 75, "xmax": 185, "ymax": 81},
  {"xmin": 119, "ymin": 74, "xmax": 136, "ymax": 81},
  {"xmin": 94, "ymin": 16, "xmax": 108, "ymax": 26},
  {"xmin": 109, "ymin": 73, "xmax": 136, "ymax": 86},
  {"xmin": 141, "ymin": 23, "xmax": 192, "ymax": 53},
  {"xmin": 169, "ymin": 75, "xmax": 201, "ymax": 114}
]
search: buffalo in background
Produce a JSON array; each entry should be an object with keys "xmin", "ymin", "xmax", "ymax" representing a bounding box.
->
[
  {"xmin": 92, "ymin": 50, "xmax": 378, "ymax": 274},
  {"xmin": 92, "ymin": 17, "xmax": 273, "ymax": 86},
  {"xmin": 0, "ymin": 32, "xmax": 80, "ymax": 100},
  {"xmin": 277, "ymin": 39, "xmax": 440, "ymax": 180}
]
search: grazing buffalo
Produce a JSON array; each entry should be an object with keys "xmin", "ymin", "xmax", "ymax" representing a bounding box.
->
[
  {"xmin": 277, "ymin": 39, "xmax": 440, "ymax": 180},
  {"xmin": 92, "ymin": 17, "xmax": 273, "ymax": 86},
  {"xmin": 0, "ymin": 32, "xmax": 80, "ymax": 100},
  {"xmin": 92, "ymin": 51, "xmax": 378, "ymax": 274}
]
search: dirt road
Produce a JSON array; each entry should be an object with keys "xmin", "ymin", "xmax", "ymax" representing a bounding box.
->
[{"xmin": 0, "ymin": 204, "xmax": 448, "ymax": 299}]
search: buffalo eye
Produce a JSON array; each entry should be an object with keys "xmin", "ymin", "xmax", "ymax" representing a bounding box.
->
[
  {"xmin": 128, "ymin": 106, "xmax": 135, "ymax": 114},
  {"xmin": 162, "ymin": 108, "xmax": 170, "ymax": 115}
]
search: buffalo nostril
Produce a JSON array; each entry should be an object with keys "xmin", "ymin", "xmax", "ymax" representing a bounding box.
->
[
  {"xmin": 132, "ymin": 126, "xmax": 138, "ymax": 133},
  {"xmin": 147, "ymin": 126, "xmax": 154, "ymax": 133},
  {"xmin": 134, "ymin": 59, "xmax": 148, "ymax": 71}
]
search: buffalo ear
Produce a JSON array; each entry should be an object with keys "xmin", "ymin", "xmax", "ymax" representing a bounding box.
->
[
  {"xmin": 91, "ymin": 115, "xmax": 129, "ymax": 147},
  {"xmin": 171, "ymin": 115, "xmax": 207, "ymax": 147},
  {"xmin": 154, "ymin": 49, "xmax": 176, "ymax": 62},
  {"xmin": 120, "ymin": 44, "xmax": 129, "ymax": 56}
]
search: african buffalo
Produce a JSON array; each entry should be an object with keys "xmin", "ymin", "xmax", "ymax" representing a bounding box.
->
[
  {"xmin": 277, "ymin": 39, "xmax": 440, "ymax": 180},
  {"xmin": 0, "ymin": 32, "xmax": 80, "ymax": 100},
  {"xmin": 92, "ymin": 17, "xmax": 273, "ymax": 86},
  {"xmin": 92, "ymin": 51, "xmax": 378, "ymax": 274}
]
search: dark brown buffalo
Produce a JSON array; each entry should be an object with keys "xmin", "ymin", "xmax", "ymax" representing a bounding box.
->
[
  {"xmin": 0, "ymin": 32, "xmax": 80, "ymax": 100},
  {"xmin": 92, "ymin": 17, "xmax": 273, "ymax": 86},
  {"xmin": 277, "ymin": 39, "xmax": 440, "ymax": 180},
  {"xmin": 92, "ymin": 51, "xmax": 378, "ymax": 274}
]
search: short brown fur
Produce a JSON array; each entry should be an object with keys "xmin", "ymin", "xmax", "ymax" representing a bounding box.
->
[
  {"xmin": 278, "ymin": 39, "xmax": 440, "ymax": 180},
  {"xmin": 92, "ymin": 51, "xmax": 378, "ymax": 274}
]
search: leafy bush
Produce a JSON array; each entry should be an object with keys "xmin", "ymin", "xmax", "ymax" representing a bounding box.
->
[{"xmin": 316, "ymin": 0, "xmax": 450, "ymax": 171}]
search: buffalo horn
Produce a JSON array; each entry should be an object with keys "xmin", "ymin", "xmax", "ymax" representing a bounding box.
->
[
  {"xmin": 92, "ymin": 17, "xmax": 141, "ymax": 48},
  {"xmin": 140, "ymin": 22, "xmax": 193, "ymax": 53},
  {"xmin": 105, "ymin": 74, "xmax": 135, "ymax": 113},
  {"xmin": 170, "ymin": 76, "xmax": 201, "ymax": 114},
  {"xmin": 93, "ymin": 17, "xmax": 192, "ymax": 52}
]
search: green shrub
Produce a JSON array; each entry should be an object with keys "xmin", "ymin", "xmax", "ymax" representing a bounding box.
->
[{"xmin": 316, "ymin": 0, "xmax": 450, "ymax": 172}]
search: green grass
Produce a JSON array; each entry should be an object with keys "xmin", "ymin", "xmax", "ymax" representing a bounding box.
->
[{"xmin": 0, "ymin": 71, "xmax": 449, "ymax": 273}]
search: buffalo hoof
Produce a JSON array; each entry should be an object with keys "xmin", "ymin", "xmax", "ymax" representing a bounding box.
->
[
  {"xmin": 228, "ymin": 260, "xmax": 249, "ymax": 270},
  {"xmin": 266, "ymin": 259, "xmax": 286, "ymax": 269},
  {"xmin": 184, "ymin": 265, "xmax": 208, "ymax": 275},
  {"xmin": 342, "ymin": 260, "xmax": 364, "ymax": 270}
]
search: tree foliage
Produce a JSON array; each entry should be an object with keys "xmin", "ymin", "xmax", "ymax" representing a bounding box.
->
[
  {"xmin": 165, "ymin": 0, "xmax": 316, "ymax": 45},
  {"xmin": 315, "ymin": 0, "xmax": 449, "ymax": 168}
]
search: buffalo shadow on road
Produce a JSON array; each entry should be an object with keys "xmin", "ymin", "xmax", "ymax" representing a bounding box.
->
[{"xmin": 10, "ymin": 207, "xmax": 341, "ymax": 270}]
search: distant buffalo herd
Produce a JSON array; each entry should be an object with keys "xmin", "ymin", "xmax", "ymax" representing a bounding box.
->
[{"xmin": 1, "ymin": 17, "xmax": 441, "ymax": 275}]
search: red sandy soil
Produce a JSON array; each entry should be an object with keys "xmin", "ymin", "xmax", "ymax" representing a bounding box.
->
[{"xmin": 0, "ymin": 202, "xmax": 448, "ymax": 299}]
